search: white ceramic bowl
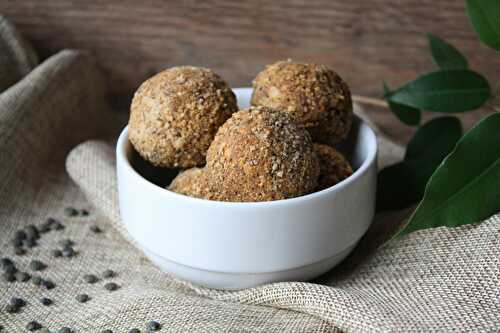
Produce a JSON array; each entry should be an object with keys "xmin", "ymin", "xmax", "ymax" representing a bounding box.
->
[{"xmin": 117, "ymin": 88, "xmax": 377, "ymax": 289}]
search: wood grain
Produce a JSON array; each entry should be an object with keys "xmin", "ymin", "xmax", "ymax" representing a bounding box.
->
[{"xmin": 1, "ymin": 0, "xmax": 499, "ymax": 142}]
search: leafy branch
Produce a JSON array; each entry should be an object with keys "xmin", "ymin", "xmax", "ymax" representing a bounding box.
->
[{"xmin": 356, "ymin": 0, "xmax": 500, "ymax": 237}]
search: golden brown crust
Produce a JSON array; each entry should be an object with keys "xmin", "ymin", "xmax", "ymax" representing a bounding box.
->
[
  {"xmin": 167, "ymin": 167, "xmax": 217, "ymax": 199},
  {"xmin": 206, "ymin": 106, "xmax": 320, "ymax": 202},
  {"xmin": 251, "ymin": 60, "xmax": 353, "ymax": 144},
  {"xmin": 129, "ymin": 66, "xmax": 237, "ymax": 168},
  {"xmin": 313, "ymin": 143, "xmax": 353, "ymax": 191}
]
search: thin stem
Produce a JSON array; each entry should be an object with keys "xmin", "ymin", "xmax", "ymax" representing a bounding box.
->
[
  {"xmin": 484, "ymin": 104, "xmax": 500, "ymax": 112},
  {"xmin": 352, "ymin": 95, "xmax": 389, "ymax": 109}
]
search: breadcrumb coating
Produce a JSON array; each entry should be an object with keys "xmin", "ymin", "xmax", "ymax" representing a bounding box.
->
[
  {"xmin": 167, "ymin": 167, "xmax": 216, "ymax": 199},
  {"xmin": 206, "ymin": 106, "xmax": 320, "ymax": 202},
  {"xmin": 129, "ymin": 66, "xmax": 237, "ymax": 168},
  {"xmin": 314, "ymin": 144, "xmax": 353, "ymax": 190},
  {"xmin": 251, "ymin": 60, "xmax": 353, "ymax": 144}
]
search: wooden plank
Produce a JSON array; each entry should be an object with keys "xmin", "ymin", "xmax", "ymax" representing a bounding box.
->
[{"xmin": 1, "ymin": 0, "xmax": 499, "ymax": 142}]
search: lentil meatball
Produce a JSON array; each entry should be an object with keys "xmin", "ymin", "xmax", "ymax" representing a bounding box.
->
[
  {"xmin": 129, "ymin": 66, "xmax": 237, "ymax": 168},
  {"xmin": 251, "ymin": 60, "xmax": 353, "ymax": 144},
  {"xmin": 206, "ymin": 106, "xmax": 320, "ymax": 202},
  {"xmin": 168, "ymin": 167, "xmax": 215, "ymax": 200},
  {"xmin": 314, "ymin": 143, "xmax": 353, "ymax": 190}
]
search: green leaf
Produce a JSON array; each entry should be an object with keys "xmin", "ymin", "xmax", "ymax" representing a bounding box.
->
[
  {"xmin": 377, "ymin": 117, "xmax": 462, "ymax": 211},
  {"xmin": 383, "ymin": 83, "xmax": 421, "ymax": 126},
  {"xmin": 388, "ymin": 70, "xmax": 491, "ymax": 113},
  {"xmin": 427, "ymin": 33, "xmax": 469, "ymax": 70},
  {"xmin": 399, "ymin": 112, "xmax": 500, "ymax": 235},
  {"xmin": 377, "ymin": 162, "xmax": 420, "ymax": 211},
  {"xmin": 466, "ymin": 0, "xmax": 500, "ymax": 51},
  {"xmin": 405, "ymin": 117, "xmax": 462, "ymax": 161}
]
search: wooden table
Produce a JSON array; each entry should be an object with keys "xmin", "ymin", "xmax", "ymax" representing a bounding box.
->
[{"xmin": 2, "ymin": 0, "xmax": 499, "ymax": 143}]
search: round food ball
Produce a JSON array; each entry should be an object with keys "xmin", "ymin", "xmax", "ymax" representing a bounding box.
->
[
  {"xmin": 314, "ymin": 143, "xmax": 353, "ymax": 190},
  {"xmin": 206, "ymin": 106, "xmax": 320, "ymax": 202},
  {"xmin": 251, "ymin": 60, "xmax": 353, "ymax": 144},
  {"xmin": 129, "ymin": 66, "xmax": 238, "ymax": 168},
  {"xmin": 167, "ymin": 167, "xmax": 214, "ymax": 200}
]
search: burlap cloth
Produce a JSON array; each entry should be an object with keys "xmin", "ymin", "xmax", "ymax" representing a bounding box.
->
[{"xmin": 0, "ymin": 16, "xmax": 498, "ymax": 332}]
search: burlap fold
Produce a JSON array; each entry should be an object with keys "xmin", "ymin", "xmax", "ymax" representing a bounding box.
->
[
  {"xmin": 0, "ymin": 16, "xmax": 38, "ymax": 92},
  {"xmin": 1, "ymin": 16, "xmax": 498, "ymax": 332}
]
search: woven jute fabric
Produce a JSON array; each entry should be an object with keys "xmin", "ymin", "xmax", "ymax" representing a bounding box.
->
[
  {"xmin": 0, "ymin": 16, "xmax": 38, "ymax": 92},
  {"xmin": 1, "ymin": 17, "xmax": 499, "ymax": 332}
]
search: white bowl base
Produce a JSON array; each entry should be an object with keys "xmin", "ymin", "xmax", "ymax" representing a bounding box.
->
[{"xmin": 141, "ymin": 243, "xmax": 357, "ymax": 290}]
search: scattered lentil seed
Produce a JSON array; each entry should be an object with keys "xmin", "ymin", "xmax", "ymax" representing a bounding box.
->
[
  {"xmin": 104, "ymin": 282, "xmax": 119, "ymax": 291},
  {"xmin": 129, "ymin": 329, "xmax": 140, "ymax": 333},
  {"xmin": 61, "ymin": 247, "xmax": 75, "ymax": 258},
  {"xmin": 30, "ymin": 260, "xmax": 47, "ymax": 271},
  {"xmin": 0, "ymin": 257, "xmax": 13, "ymax": 267},
  {"xmin": 40, "ymin": 297, "xmax": 52, "ymax": 306},
  {"xmin": 23, "ymin": 238, "xmax": 38, "ymax": 248},
  {"xmin": 12, "ymin": 238, "xmax": 23, "ymax": 247},
  {"xmin": 26, "ymin": 320, "xmax": 42, "ymax": 331},
  {"xmin": 81, "ymin": 209, "xmax": 89, "ymax": 216},
  {"xmin": 64, "ymin": 207, "xmax": 79, "ymax": 217},
  {"xmin": 32, "ymin": 275, "xmax": 43, "ymax": 286},
  {"xmin": 83, "ymin": 274, "xmax": 98, "ymax": 284},
  {"xmin": 102, "ymin": 269, "xmax": 115, "ymax": 278},
  {"xmin": 3, "ymin": 272, "xmax": 15, "ymax": 282},
  {"xmin": 41, "ymin": 279, "xmax": 55, "ymax": 290},
  {"xmin": 14, "ymin": 247, "xmax": 26, "ymax": 256},
  {"xmin": 52, "ymin": 249, "xmax": 63, "ymax": 258},
  {"xmin": 76, "ymin": 293, "xmax": 89, "ymax": 303},
  {"xmin": 25, "ymin": 225, "xmax": 40, "ymax": 239},
  {"xmin": 51, "ymin": 221, "xmax": 64, "ymax": 231},
  {"xmin": 58, "ymin": 327, "xmax": 72, "ymax": 333},
  {"xmin": 39, "ymin": 220, "xmax": 52, "ymax": 233},
  {"xmin": 3, "ymin": 264, "xmax": 17, "ymax": 274},
  {"xmin": 10, "ymin": 297, "xmax": 26, "ymax": 307},
  {"xmin": 14, "ymin": 271, "xmax": 30, "ymax": 282},
  {"xmin": 147, "ymin": 321, "xmax": 161, "ymax": 331},
  {"xmin": 101, "ymin": 330, "xmax": 113, "ymax": 333},
  {"xmin": 89, "ymin": 225, "xmax": 102, "ymax": 233},
  {"xmin": 40, "ymin": 328, "xmax": 50, "ymax": 333},
  {"xmin": 15, "ymin": 230, "xmax": 27, "ymax": 240}
]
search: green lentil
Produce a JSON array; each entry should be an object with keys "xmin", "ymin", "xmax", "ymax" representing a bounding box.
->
[
  {"xmin": 32, "ymin": 275, "xmax": 42, "ymax": 286},
  {"xmin": 102, "ymin": 269, "xmax": 115, "ymax": 278},
  {"xmin": 64, "ymin": 207, "xmax": 79, "ymax": 217},
  {"xmin": 147, "ymin": 321, "xmax": 161, "ymax": 331},
  {"xmin": 29, "ymin": 260, "xmax": 47, "ymax": 271},
  {"xmin": 76, "ymin": 294, "xmax": 89, "ymax": 303},
  {"xmin": 40, "ymin": 297, "xmax": 52, "ymax": 306},
  {"xmin": 104, "ymin": 282, "xmax": 119, "ymax": 291},
  {"xmin": 83, "ymin": 274, "xmax": 98, "ymax": 284},
  {"xmin": 10, "ymin": 297, "xmax": 26, "ymax": 307},
  {"xmin": 26, "ymin": 321, "xmax": 42, "ymax": 331}
]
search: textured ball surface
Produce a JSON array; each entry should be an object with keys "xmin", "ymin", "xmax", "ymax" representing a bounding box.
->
[
  {"xmin": 251, "ymin": 60, "xmax": 353, "ymax": 144},
  {"xmin": 206, "ymin": 106, "xmax": 320, "ymax": 202},
  {"xmin": 314, "ymin": 143, "xmax": 353, "ymax": 190},
  {"xmin": 129, "ymin": 66, "xmax": 237, "ymax": 168},
  {"xmin": 168, "ymin": 167, "xmax": 215, "ymax": 200}
]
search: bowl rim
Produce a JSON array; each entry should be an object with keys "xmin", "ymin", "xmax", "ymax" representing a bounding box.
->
[{"xmin": 117, "ymin": 120, "xmax": 377, "ymax": 208}]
